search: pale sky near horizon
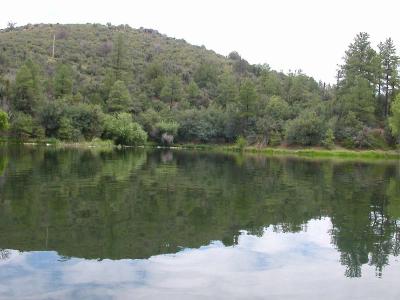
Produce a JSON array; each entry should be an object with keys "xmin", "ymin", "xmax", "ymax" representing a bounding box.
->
[{"xmin": 2, "ymin": 0, "xmax": 400, "ymax": 83}]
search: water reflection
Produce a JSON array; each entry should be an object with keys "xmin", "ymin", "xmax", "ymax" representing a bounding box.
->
[{"xmin": 0, "ymin": 145, "xmax": 400, "ymax": 298}]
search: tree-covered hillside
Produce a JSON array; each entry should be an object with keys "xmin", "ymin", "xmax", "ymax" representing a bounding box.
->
[{"xmin": 0, "ymin": 23, "xmax": 399, "ymax": 148}]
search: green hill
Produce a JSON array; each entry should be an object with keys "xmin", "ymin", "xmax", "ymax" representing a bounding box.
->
[{"xmin": 0, "ymin": 24, "xmax": 398, "ymax": 149}]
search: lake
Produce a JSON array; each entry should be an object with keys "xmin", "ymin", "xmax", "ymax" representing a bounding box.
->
[{"xmin": 0, "ymin": 145, "xmax": 399, "ymax": 299}]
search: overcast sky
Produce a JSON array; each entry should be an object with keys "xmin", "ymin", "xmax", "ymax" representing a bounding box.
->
[{"xmin": 2, "ymin": 0, "xmax": 400, "ymax": 83}]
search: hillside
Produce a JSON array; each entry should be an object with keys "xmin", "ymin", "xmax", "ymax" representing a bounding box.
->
[
  {"xmin": 0, "ymin": 24, "xmax": 398, "ymax": 149},
  {"xmin": 0, "ymin": 23, "xmax": 229, "ymax": 97}
]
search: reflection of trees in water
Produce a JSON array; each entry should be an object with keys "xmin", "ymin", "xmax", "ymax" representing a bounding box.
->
[
  {"xmin": 0, "ymin": 146, "xmax": 399, "ymax": 278},
  {"xmin": 328, "ymin": 163, "xmax": 400, "ymax": 278}
]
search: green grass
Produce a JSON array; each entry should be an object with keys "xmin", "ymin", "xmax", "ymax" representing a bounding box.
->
[{"xmin": 175, "ymin": 144, "xmax": 400, "ymax": 160}]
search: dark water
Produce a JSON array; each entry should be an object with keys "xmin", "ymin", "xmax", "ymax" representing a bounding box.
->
[{"xmin": 0, "ymin": 145, "xmax": 400, "ymax": 299}]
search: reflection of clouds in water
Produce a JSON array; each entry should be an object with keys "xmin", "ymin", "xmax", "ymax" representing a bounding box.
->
[{"xmin": 1, "ymin": 218, "xmax": 400, "ymax": 299}]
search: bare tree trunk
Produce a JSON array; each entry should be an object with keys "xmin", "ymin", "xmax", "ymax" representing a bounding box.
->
[{"xmin": 385, "ymin": 73, "xmax": 390, "ymax": 117}]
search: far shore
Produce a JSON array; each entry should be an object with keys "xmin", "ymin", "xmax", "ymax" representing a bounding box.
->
[{"xmin": 2, "ymin": 138, "xmax": 399, "ymax": 161}]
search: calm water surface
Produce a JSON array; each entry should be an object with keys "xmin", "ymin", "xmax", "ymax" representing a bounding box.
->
[{"xmin": 0, "ymin": 145, "xmax": 400, "ymax": 299}]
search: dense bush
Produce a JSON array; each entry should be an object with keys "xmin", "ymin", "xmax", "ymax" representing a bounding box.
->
[
  {"xmin": 67, "ymin": 104, "xmax": 105, "ymax": 140},
  {"xmin": 11, "ymin": 112, "xmax": 44, "ymax": 140},
  {"xmin": 0, "ymin": 110, "xmax": 9, "ymax": 131},
  {"xmin": 285, "ymin": 111, "xmax": 325, "ymax": 146},
  {"xmin": 103, "ymin": 113, "xmax": 147, "ymax": 146}
]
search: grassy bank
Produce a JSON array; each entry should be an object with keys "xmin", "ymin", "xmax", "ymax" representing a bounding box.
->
[
  {"xmin": 2, "ymin": 137, "xmax": 399, "ymax": 160},
  {"xmin": 177, "ymin": 144, "xmax": 400, "ymax": 160}
]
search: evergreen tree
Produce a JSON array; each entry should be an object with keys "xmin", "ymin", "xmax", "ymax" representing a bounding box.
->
[
  {"xmin": 389, "ymin": 94, "xmax": 400, "ymax": 145},
  {"xmin": 107, "ymin": 80, "xmax": 131, "ymax": 113},
  {"xmin": 112, "ymin": 33, "xmax": 127, "ymax": 81},
  {"xmin": 216, "ymin": 72, "xmax": 237, "ymax": 108},
  {"xmin": 54, "ymin": 64, "xmax": 73, "ymax": 99},
  {"xmin": 160, "ymin": 76, "xmax": 182, "ymax": 109},
  {"xmin": 378, "ymin": 38, "xmax": 399, "ymax": 117},
  {"xmin": 12, "ymin": 60, "xmax": 42, "ymax": 115},
  {"xmin": 337, "ymin": 33, "xmax": 378, "ymax": 126},
  {"xmin": 238, "ymin": 79, "xmax": 257, "ymax": 117}
]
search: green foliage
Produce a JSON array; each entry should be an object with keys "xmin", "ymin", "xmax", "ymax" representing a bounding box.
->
[
  {"xmin": 38, "ymin": 99, "xmax": 65, "ymax": 137},
  {"xmin": 57, "ymin": 117, "xmax": 80, "ymax": 141},
  {"xmin": 194, "ymin": 62, "xmax": 219, "ymax": 89},
  {"xmin": 68, "ymin": 103, "xmax": 104, "ymax": 140},
  {"xmin": 389, "ymin": 94, "xmax": 400, "ymax": 144},
  {"xmin": 256, "ymin": 96, "xmax": 290, "ymax": 145},
  {"xmin": 103, "ymin": 113, "xmax": 147, "ymax": 146},
  {"xmin": 322, "ymin": 128, "xmax": 335, "ymax": 149},
  {"xmin": 235, "ymin": 136, "xmax": 247, "ymax": 152},
  {"xmin": 0, "ymin": 110, "xmax": 9, "ymax": 131},
  {"xmin": 107, "ymin": 80, "xmax": 131, "ymax": 113},
  {"xmin": 154, "ymin": 120, "xmax": 179, "ymax": 145},
  {"xmin": 112, "ymin": 33, "xmax": 127, "ymax": 80},
  {"xmin": 186, "ymin": 80, "xmax": 202, "ymax": 107},
  {"xmin": 178, "ymin": 106, "xmax": 227, "ymax": 142},
  {"xmin": 155, "ymin": 121, "xmax": 179, "ymax": 136},
  {"xmin": 0, "ymin": 25, "xmax": 398, "ymax": 149},
  {"xmin": 285, "ymin": 111, "xmax": 325, "ymax": 146},
  {"xmin": 11, "ymin": 112, "xmax": 44, "ymax": 140},
  {"xmin": 216, "ymin": 72, "xmax": 237, "ymax": 108},
  {"xmin": 238, "ymin": 79, "xmax": 258, "ymax": 116},
  {"xmin": 160, "ymin": 76, "xmax": 182, "ymax": 109},
  {"xmin": 12, "ymin": 60, "xmax": 42, "ymax": 115},
  {"xmin": 54, "ymin": 64, "xmax": 73, "ymax": 98},
  {"xmin": 354, "ymin": 128, "xmax": 388, "ymax": 149}
]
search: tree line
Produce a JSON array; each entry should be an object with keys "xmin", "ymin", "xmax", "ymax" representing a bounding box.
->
[{"xmin": 0, "ymin": 24, "xmax": 400, "ymax": 148}]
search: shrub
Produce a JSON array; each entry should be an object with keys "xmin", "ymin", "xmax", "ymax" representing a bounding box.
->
[
  {"xmin": 235, "ymin": 136, "xmax": 247, "ymax": 152},
  {"xmin": 285, "ymin": 111, "xmax": 325, "ymax": 146},
  {"xmin": 67, "ymin": 103, "xmax": 104, "ymax": 140},
  {"xmin": 322, "ymin": 128, "xmax": 335, "ymax": 149},
  {"xmin": 103, "ymin": 113, "xmax": 147, "ymax": 146},
  {"xmin": 11, "ymin": 112, "xmax": 45, "ymax": 140},
  {"xmin": 0, "ymin": 110, "xmax": 9, "ymax": 131},
  {"xmin": 57, "ymin": 117, "xmax": 81, "ymax": 141},
  {"xmin": 354, "ymin": 128, "xmax": 387, "ymax": 149},
  {"xmin": 155, "ymin": 120, "xmax": 179, "ymax": 145}
]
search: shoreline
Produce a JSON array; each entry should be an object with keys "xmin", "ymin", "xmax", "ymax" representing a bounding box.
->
[
  {"xmin": 1, "ymin": 139, "xmax": 399, "ymax": 160},
  {"xmin": 174, "ymin": 144, "xmax": 400, "ymax": 160}
]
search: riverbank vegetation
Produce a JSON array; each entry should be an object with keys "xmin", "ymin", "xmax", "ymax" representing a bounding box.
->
[{"xmin": 1, "ymin": 24, "xmax": 400, "ymax": 150}]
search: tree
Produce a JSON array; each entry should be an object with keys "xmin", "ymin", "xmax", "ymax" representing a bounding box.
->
[
  {"xmin": 256, "ymin": 96, "xmax": 290, "ymax": 145},
  {"xmin": 337, "ymin": 33, "xmax": 378, "ymax": 126},
  {"xmin": 6, "ymin": 21, "xmax": 16, "ymax": 32},
  {"xmin": 194, "ymin": 62, "xmax": 218, "ymax": 89},
  {"xmin": 389, "ymin": 94, "xmax": 400, "ymax": 145},
  {"xmin": 378, "ymin": 38, "xmax": 399, "ymax": 117},
  {"xmin": 112, "ymin": 33, "xmax": 127, "ymax": 80},
  {"xmin": 107, "ymin": 80, "xmax": 131, "ymax": 113},
  {"xmin": 186, "ymin": 80, "xmax": 202, "ymax": 107},
  {"xmin": 0, "ymin": 110, "xmax": 9, "ymax": 131},
  {"xmin": 68, "ymin": 103, "xmax": 104, "ymax": 140},
  {"xmin": 216, "ymin": 72, "xmax": 237, "ymax": 108},
  {"xmin": 238, "ymin": 79, "xmax": 258, "ymax": 121},
  {"xmin": 322, "ymin": 128, "xmax": 335, "ymax": 149},
  {"xmin": 38, "ymin": 99, "xmax": 65, "ymax": 137},
  {"xmin": 341, "ymin": 33, "xmax": 377, "ymax": 85},
  {"xmin": 54, "ymin": 64, "xmax": 73, "ymax": 98},
  {"xmin": 10, "ymin": 112, "xmax": 44, "ymax": 140},
  {"xmin": 160, "ymin": 76, "xmax": 182, "ymax": 109},
  {"xmin": 12, "ymin": 61, "xmax": 42, "ymax": 115}
]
